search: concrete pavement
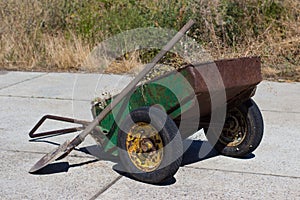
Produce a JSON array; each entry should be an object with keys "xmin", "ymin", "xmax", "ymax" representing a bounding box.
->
[{"xmin": 0, "ymin": 71, "xmax": 299, "ymax": 199}]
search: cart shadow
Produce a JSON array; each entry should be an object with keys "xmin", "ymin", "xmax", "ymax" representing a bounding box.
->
[
  {"xmin": 30, "ymin": 138, "xmax": 255, "ymax": 181},
  {"xmin": 111, "ymin": 163, "xmax": 177, "ymax": 186},
  {"xmin": 181, "ymin": 139, "xmax": 219, "ymax": 166},
  {"xmin": 30, "ymin": 139, "xmax": 215, "ymax": 176},
  {"xmin": 181, "ymin": 139, "xmax": 255, "ymax": 165},
  {"xmin": 31, "ymin": 159, "xmax": 99, "ymax": 175}
]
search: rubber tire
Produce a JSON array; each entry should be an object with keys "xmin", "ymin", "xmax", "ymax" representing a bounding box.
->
[
  {"xmin": 117, "ymin": 107, "xmax": 183, "ymax": 184},
  {"xmin": 205, "ymin": 99, "xmax": 264, "ymax": 157}
]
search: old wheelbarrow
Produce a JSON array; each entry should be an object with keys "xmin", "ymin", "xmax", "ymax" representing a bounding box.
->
[{"xmin": 28, "ymin": 20, "xmax": 264, "ymax": 184}]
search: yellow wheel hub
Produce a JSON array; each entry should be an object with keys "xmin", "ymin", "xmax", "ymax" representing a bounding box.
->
[{"xmin": 126, "ymin": 122, "xmax": 163, "ymax": 172}]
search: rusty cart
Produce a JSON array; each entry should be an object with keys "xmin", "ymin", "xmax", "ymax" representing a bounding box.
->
[{"xmin": 28, "ymin": 20, "xmax": 264, "ymax": 184}]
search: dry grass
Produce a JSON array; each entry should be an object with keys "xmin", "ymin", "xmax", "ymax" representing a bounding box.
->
[
  {"xmin": 203, "ymin": 35, "xmax": 300, "ymax": 81},
  {"xmin": 0, "ymin": 0, "xmax": 299, "ymax": 81},
  {"xmin": 44, "ymin": 33, "xmax": 91, "ymax": 71},
  {"xmin": 0, "ymin": 0, "xmax": 90, "ymax": 71},
  {"xmin": 0, "ymin": 32, "xmax": 90, "ymax": 72},
  {"xmin": 103, "ymin": 52, "xmax": 143, "ymax": 74},
  {"xmin": 188, "ymin": 0, "xmax": 300, "ymax": 81}
]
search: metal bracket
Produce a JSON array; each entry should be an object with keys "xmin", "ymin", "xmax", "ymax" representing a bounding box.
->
[{"xmin": 29, "ymin": 115, "xmax": 90, "ymax": 138}]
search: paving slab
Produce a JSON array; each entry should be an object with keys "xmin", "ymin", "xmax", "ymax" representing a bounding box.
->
[
  {"xmin": 254, "ymin": 81, "xmax": 300, "ymax": 113},
  {"xmin": 0, "ymin": 72, "xmax": 133, "ymax": 101},
  {"xmin": 0, "ymin": 71, "xmax": 46, "ymax": 90},
  {"xmin": 0, "ymin": 96, "xmax": 94, "ymax": 153},
  {"xmin": 0, "ymin": 150, "xmax": 120, "ymax": 200},
  {"xmin": 184, "ymin": 111, "xmax": 300, "ymax": 178},
  {"xmin": 0, "ymin": 72, "xmax": 299, "ymax": 199},
  {"xmin": 99, "ymin": 167, "xmax": 300, "ymax": 200}
]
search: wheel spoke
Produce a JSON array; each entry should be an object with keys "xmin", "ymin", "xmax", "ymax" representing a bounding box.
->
[{"xmin": 220, "ymin": 108, "xmax": 247, "ymax": 147}]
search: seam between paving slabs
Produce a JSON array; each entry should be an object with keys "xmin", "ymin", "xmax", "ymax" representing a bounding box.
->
[
  {"xmin": 184, "ymin": 166, "xmax": 300, "ymax": 179},
  {"xmin": 261, "ymin": 109, "xmax": 300, "ymax": 114},
  {"xmin": 1, "ymin": 95, "xmax": 300, "ymax": 114},
  {"xmin": 1, "ymin": 148, "xmax": 120, "ymax": 197},
  {"xmin": 5, "ymin": 145, "xmax": 300, "ymax": 180},
  {"xmin": 0, "ymin": 94, "xmax": 91, "ymax": 102},
  {"xmin": 89, "ymin": 175, "xmax": 123, "ymax": 200},
  {"xmin": 0, "ymin": 73, "xmax": 48, "ymax": 90},
  {"xmin": 1, "ymin": 147, "xmax": 123, "ymax": 199},
  {"xmin": 0, "ymin": 149, "xmax": 95, "ymax": 159}
]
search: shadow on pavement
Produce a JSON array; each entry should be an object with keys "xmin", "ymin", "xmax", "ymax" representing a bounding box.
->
[
  {"xmin": 29, "ymin": 138, "xmax": 255, "ymax": 181},
  {"xmin": 31, "ymin": 159, "xmax": 99, "ymax": 175},
  {"xmin": 181, "ymin": 139, "xmax": 219, "ymax": 166},
  {"xmin": 112, "ymin": 163, "xmax": 177, "ymax": 186}
]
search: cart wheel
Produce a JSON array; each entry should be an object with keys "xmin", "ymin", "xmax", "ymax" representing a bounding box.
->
[
  {"xmin": 205, "ymin": 99, "xmax": 264, "ymax": 157},
  {"xmin": 117, "ymin": 107, "xmax": 183, "ymax": 184}
]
